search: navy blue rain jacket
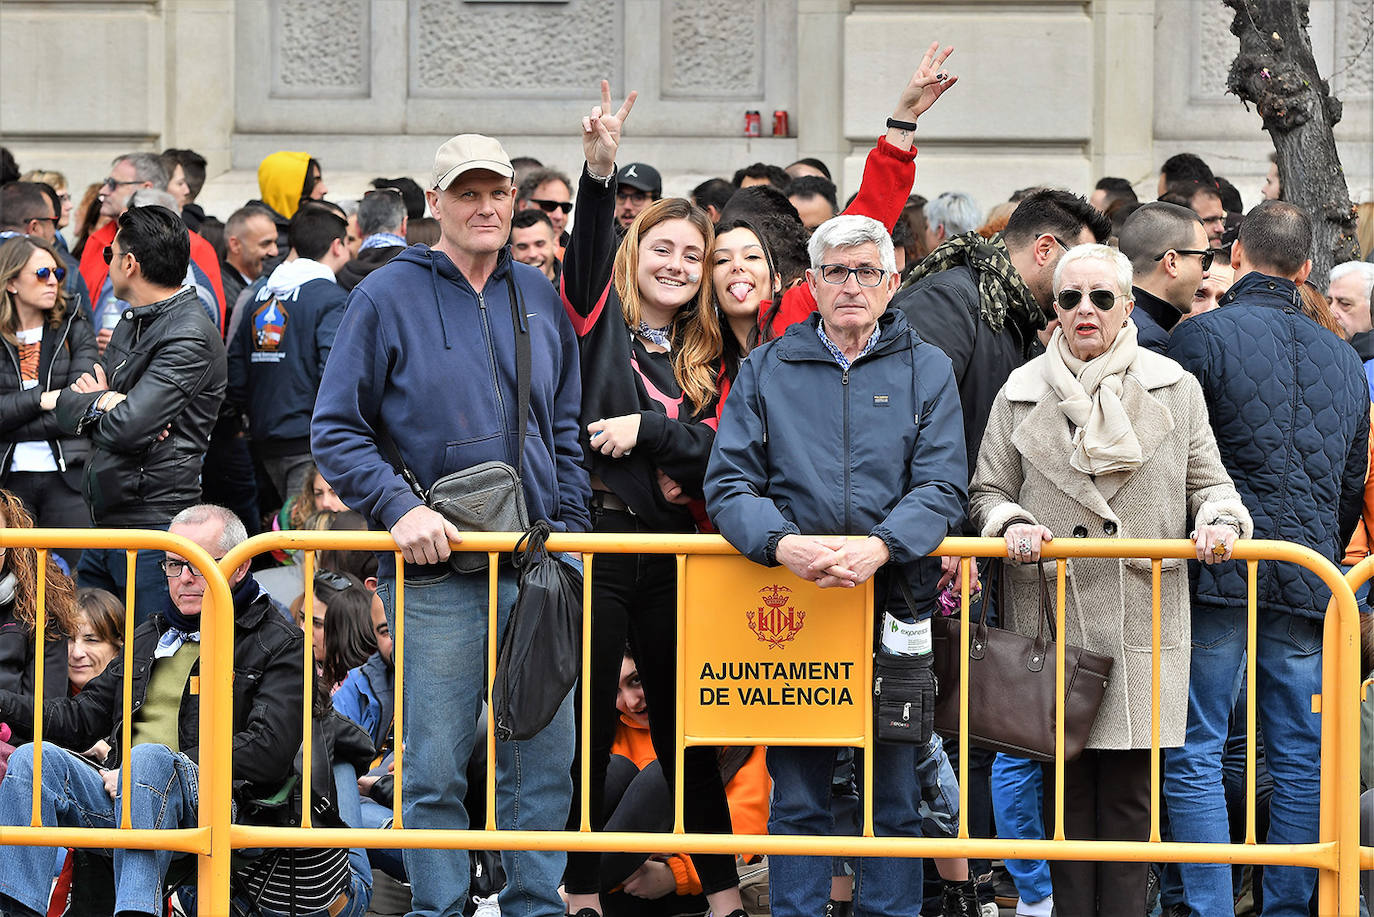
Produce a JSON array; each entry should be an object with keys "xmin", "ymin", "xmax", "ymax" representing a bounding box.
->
[
  {"xmin": 311, "ymin": 246, "xmax": 591, "ymax": 569},
  {"xmin": 1167, "ymin": 271, "xmax": 1370, "ymax": 618},
  {"xmin": 706, "ymin": 309, "xmax": 968, "ymax": 611}
]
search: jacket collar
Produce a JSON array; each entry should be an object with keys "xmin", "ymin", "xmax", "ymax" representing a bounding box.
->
[
  {"xmin": 1005, "ymin": 350, "xmax": 1180, "ymax": 515},
  {"xmin": 148, "ymin": 573, "xmax": 271, "ymax": 637},
  {"xmin": 1220, "ymin": 270, "xmax": 1301, "ymax": 310},
  {"xmin": 1132, "ymin": 286, "xmax": 1183, "ymax": 334},
  {"xmin": 776, "ymin": 308, "xmax": 911, "ymax": 363},
  {"xmin": 128, "ymin": 285, "xmax": 201, "ymax": 322}
]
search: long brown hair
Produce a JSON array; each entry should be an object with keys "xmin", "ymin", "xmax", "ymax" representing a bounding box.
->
[
  {"xmin": 0, "ymin": 236, "xmax": 69, "ymax": 346},
  {"xmin": 1297, "ymin": 282, "xmax": 1343, "ymax": 337},
  {"xmin": 612, "ymin": 198, "xmax": 722, "ymax": 413},
  {"xmin": 0, "ymin": 489, "xmax": 77, "ymax": 639}
]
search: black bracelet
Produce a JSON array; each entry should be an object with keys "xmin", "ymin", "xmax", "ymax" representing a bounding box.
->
[{"xmin": 886, "ymin": 117, "xmax": 918, "ymax": 132}]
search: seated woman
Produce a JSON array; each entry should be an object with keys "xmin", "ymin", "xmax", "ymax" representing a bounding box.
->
[
  {"xmin": 0, "ymin": 489, "xmax": 77, "ymax": 744},
  {"xmin": 597, "ymin": 646, "xmax": 768, "ymax": 917},
  {"xmin": 320, "ymin": 571, "xmax": 376, "ymax": 695},
  {"xmin": 968, "ymin": 243, "xmax": 1252, "ymax": 917}
]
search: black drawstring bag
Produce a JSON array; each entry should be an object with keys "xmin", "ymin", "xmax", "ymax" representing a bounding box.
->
[{"xmin": 493, "ymin": 521, "xmax": 583, "ymax": 741}]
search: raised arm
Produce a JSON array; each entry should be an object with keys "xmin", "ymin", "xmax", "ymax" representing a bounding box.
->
[{"xmin": 561, "ymin": 81, "xmax": 638, "ymax": 329}]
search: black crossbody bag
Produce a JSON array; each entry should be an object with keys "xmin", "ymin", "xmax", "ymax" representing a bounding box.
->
[{"xmin": 379, "ymin": 271, "xmax": 531, "ymax": 574}]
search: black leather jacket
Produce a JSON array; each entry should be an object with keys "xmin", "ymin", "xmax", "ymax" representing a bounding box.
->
[
  {"xmin": 0, "ymin": 574, "xmax": 304, "ymax": 810},
  {"xmin": 0, "ymin": 305, "xmax": 97, "ymax": 489},
  {"xmin": 55, "ymin": 286, "xmax": 227, "ymax": 525}
]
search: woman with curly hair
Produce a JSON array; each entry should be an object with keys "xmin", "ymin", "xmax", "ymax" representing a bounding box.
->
[{"xmin": 0, "ymin": 488, "xmax": 78, "ymax": 742}]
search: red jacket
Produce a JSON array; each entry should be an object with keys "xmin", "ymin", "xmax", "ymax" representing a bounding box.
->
[{"xmin": 79, "ymin": 220, "xmax": 226, "ymax": 333}]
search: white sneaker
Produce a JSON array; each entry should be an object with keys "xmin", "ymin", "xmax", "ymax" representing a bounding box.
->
[
  {"xmin": 1015, "ymin": 894, "xmax": 1054, "ymax": 917},
  {"xmin": 979, "ymin": 903, "xmax": 999, "ymax": 917},
  {"xmin": 472, "ymin": 893, "xmax": 501, "ymax": 917}
]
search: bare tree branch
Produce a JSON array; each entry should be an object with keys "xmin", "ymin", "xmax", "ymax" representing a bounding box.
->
[{"xmin": 1225, "ymin": 0, "xmax": 1361, "ymax": 283}]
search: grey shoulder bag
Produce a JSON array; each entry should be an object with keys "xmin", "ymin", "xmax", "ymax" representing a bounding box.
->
[{"xmin": 380, "ymin": 271, "xmax": 531, "ymax": 574}]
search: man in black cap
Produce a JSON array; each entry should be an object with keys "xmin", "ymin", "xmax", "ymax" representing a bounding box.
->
[{"xmin": 614, "ymin": 162, "xmax": 661, "ymax": 230}]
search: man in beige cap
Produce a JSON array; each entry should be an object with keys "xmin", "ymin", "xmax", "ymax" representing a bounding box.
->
[{"xmin": 312, "ymin": 132, "xmax": 591, "ymax": 916}]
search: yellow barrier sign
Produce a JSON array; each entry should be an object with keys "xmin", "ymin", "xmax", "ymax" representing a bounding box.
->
[{"xmin": 682, "ymin": 555, "xmax": 871, "ymax": 744}]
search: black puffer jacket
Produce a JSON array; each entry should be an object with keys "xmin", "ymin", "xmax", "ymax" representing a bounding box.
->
[
  {"xmin": 0, "ymin": 574, "xmax": 304, "ymax": 810},
  {"xmin": 0, "ymin": 305, "xmax": 97, "ymax": 491},
  {"xmin": 54, "ymin": 287, "xmax": 227, "ymax": 526}
]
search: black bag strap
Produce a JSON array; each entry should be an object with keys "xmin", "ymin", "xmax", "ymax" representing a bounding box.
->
[{"xmin": 376, "ymin": 268, "xmax": 532, "ymax": 496}]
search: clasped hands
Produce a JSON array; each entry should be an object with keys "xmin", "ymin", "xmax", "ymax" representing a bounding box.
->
[{"xmin": 776, "ymin": 534, "xmax": 889, "ymax": 589}]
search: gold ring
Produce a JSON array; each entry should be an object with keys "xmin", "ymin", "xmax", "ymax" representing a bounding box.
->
[{"xmin": 1212, "ymin": 543, "xmax": 1227, "ymax": 557}]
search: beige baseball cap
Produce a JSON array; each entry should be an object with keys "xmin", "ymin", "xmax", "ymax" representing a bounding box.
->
[{"xmin": 431, "ymin": 134, "xmax": 514, "ymax": 190}]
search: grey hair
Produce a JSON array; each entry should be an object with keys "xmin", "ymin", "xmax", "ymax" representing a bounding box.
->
[
  {"xmin": 926, "ymin": 191, "xmax": 982, "ymax": 237},
  {"xmin": 807, "ymin": 215, "xmax": 897, "ymax": 274},
  {"xmin": 1053, "ymin": 243, "xmax": 1134, "ymax": 296},
  {"xmin": 358, "ymin": 188, "xmax": 407, "ymax": 236},
  {"xmin": 128, "ymin": 188, "xmax": 181, "ymax": 215},
  {"xmin": 1331, "ymin": 261, "xmax": 1374, "ymax": 303},
  {"xmin": 169, "ymin": 504, "xmax": 248, "ymax": 554},
  {"xmin": 115, "ymin": 153, "xmax": 169, "ymax": 190}
]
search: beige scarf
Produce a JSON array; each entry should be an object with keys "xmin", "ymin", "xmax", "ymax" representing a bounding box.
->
[{"xmin": 1042, "ymin": 320, "xmax": 1143, "ymax": 475}]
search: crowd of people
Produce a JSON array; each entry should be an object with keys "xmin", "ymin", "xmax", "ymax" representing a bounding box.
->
[{"xmin": 0, "ymin": 39, "xmax": 1373, "ymax": 917}]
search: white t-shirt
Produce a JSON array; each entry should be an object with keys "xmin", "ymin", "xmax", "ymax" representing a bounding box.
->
[{"xmin": 10, "ymin": 326, "xmax": 58, "ymax": 473}]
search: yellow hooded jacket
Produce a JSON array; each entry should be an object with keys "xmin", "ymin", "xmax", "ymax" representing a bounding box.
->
[{"xmin": 257, "ymin": 151, "xmax": 312, "ymax": 219}]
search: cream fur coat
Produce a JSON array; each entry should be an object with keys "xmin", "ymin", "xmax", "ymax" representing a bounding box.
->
[{"xmin": 969, "ymin": 347, "xmax": 1252, "ymax": 749}]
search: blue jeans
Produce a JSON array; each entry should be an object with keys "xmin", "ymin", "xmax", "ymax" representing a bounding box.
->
[
  {"xmin": 767, "ymin": 742, "xmax": 926, "ymax": 917},
  {"xmin": 1163, "ymin": 605, "xmax": 1323, "ymax": 917},
  {"xmin": 77, "ymin": 535, "xmax": 170, "ymax": 626},
  {"xmin": 915, "ymin": 733, "xmax": 959, "ymax": 839},
  {"xmin": 378, "ymin": 566, "xmax": 575, "ymax": 917},
  {"xmin": 0, "ymin": 742, "xmax": 198, "ymax": 916},
  {"xmin": 990, "ymin": 753, "xmax": 1053, "ymax": 904}
]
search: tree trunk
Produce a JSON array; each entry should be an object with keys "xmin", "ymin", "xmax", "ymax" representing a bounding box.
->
[{"xmin": 1225, "ymin": 0, "xmax": 1361, "ymax": 285}]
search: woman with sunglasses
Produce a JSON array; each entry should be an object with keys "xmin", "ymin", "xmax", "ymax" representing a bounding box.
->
[
  {"xmin": 0, "ymin": 236, "xmax": 96, "ymax": 568},
  {"xmin": 968, "ymin": 243, "xmax": 1251, "ymax": 917},
  {"xmin": 561, "ymin": 81, "xmax": 747, "ymax": 917}
]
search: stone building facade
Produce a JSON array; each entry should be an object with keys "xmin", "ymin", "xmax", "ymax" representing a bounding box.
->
[{"xmin": 2, "ymin": 0, "xmax": 1371, "ymax": 219}]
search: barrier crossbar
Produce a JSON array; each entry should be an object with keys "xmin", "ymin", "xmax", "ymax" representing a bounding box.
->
[{"xmin": 0, "ymin": 529, "xmax": 1362, "ymax": 916}]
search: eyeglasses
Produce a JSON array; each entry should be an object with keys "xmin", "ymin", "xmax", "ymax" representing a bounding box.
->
[
  {"xmin": 28, "ymin": 216, "xmax": 60, "ymax": 228},
  {"xmin": 1056, "ymin": 288, "xmax": 1125, "ymax": 311},
  {"xmin": 315, "ymin": 570, "xmax": 355, "ymax": 592},
  {"xmin": 817, "ymin": 264, "xmax": 888, "ymax": 287},
  {"xmin": 616, "ymin": 189, "xmax": 651, "ymax": 204},
  {"xmin": 1155, "ymin": 249, "xmax": 1216, "ymax": 271},
  {"xmin": 530, "ymin": 198, "xmax": 573, "ymax": 215},
  {"xmin": 101, "ymin": 177, "xmax": 142, "ymax": 190},
  {"xmin": 160, "ymin": 556, "xmax": 225, "ymax": 579},
  {"xmin": 34, "ymin": 267, "xmax": 66, "ymax": 283}
]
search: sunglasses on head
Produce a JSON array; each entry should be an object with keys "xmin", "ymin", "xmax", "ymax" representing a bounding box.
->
[
  {"xmin": 1056, "ymin": 288, "xmax": 1122, "ymax": 311},
  {"xmin": 530, "ymin": 198, "xmax": 573, "ymax": 215},
  {"xmin": 34, "ymin": 266, "xmax": 66, "ymax": 283},
  {"xmin": 315, "ymin": 570, "xmax": 355, "ymax": 593}
]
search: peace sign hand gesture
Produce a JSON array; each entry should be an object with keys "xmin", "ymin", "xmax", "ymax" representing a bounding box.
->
[
  {"xmin": 582, "ymin": 79, "xmax": 639, "ymax": 177},
  {"xmin": 893, "ymin": 41, "xmax": 957, "ymax": 125}
]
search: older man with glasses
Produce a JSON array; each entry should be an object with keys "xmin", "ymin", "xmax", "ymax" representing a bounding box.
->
[{"xmin": 0, "ymin": 504, "xmax": 304, "ymax": 917}]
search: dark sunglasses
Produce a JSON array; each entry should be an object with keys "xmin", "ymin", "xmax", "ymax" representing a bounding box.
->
[
  {"xmin": 1154, "ymin": 248, "xmax": 1215, "ymax": 271},
  {"xmin": 28, "ymin": 216, "xmax": 60, "ymax": 228},
  {"xmin": 33, "ymin": 266, "xmax": 66, "ymax": 283},
  {"xmin": 1056, "ymin": 288, "xmax": 1123, "ymax": 311},
  {"xmin": 530, "ymin": 198, "xmax": 573, "ymax": 215},
  {"xmin": 101, "ymin": 245, "xmax": 132, "ymax": 265}
]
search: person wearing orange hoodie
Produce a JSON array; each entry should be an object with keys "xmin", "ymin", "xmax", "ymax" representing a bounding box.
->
[
  {"xmin": 249, "ymin": 151, "xmax": 330, "ymax": 275},
  {"xmin": 595, "ymin": 647, "xmax": 769, "ymax": 916}
]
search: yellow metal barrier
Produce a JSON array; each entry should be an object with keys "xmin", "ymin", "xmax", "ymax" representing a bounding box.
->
[
  {"xmin": 0, "ymin": 529, "xmax": 1362, "ymax": 915},
  {"xmin": 0, "ymin": 528, "xmax": 234, "ymax": 904},
  {"xmin": 1342, "ymin": 560, "xmax": 1374, "ymax": 902}
]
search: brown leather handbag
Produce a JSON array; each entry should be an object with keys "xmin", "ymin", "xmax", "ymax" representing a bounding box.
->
[{"xmin": 931, "ymin": 560, "xmax": 1113, "ymax": 762}]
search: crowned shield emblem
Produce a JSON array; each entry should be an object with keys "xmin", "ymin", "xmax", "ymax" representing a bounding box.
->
[{"xmin": 747, "ymin": 584, "xmax": 806, "ymax": 649}]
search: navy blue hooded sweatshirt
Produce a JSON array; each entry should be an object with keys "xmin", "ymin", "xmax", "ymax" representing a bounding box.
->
[
  {"xmin": 311, "ymin": 245, "xmax": 591, "ymax": 573},
  {"xmin": 227, "ymin": 258, "xmax": 346, "ymax": 454}
]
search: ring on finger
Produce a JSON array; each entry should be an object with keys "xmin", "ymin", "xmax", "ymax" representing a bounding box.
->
[
  {"xmin": 1016, "ymin": 536, "xmax": 1032, "ymax": 555},
  {"xmin": 1212, "ymin": 542, "xmax": 1228, "ymax": 557}
]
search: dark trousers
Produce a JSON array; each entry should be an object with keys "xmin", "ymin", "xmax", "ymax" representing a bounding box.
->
[
  {"xmin": 599, "ymin": 755, "xmax": 709, "ymax": 917},
  {"xmin": 1040, "ymin": 748, "xmax": 1151, "ymax": 917},
  {"xmin": 564, "ymin": 508, "xmax": 737, "ymax": 897},
  {"xmin": 6, "ymin": 470, "xmax": 89, "ymax": 570}
]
